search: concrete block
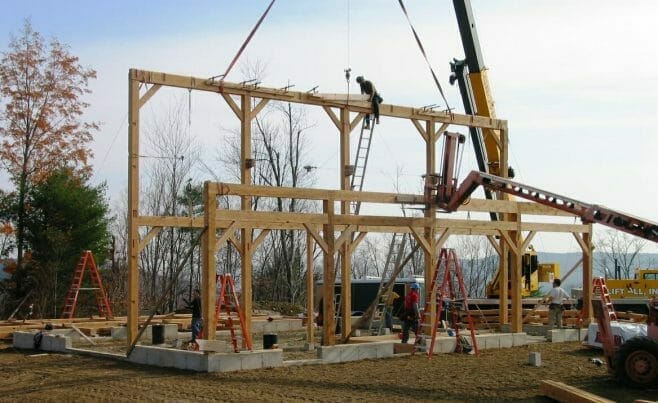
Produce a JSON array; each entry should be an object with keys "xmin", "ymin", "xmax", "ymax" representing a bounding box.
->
[
  {"xmin": 480, "ymin": 334, "xmax": 500, "ymax": 350},
  {"xmin": 435, "ymin": 337, "xmax": 457, "ymax": 353},
  {"xmin": 240, "ymin": 352, "xmax": 263, "ymax": 370},
  {"xmin": 49, "ymin": 334, "xmax": 72, "ymax": 352},
  {"xmin": 340, "ymin": 345, "xmax": 359, "ymax": 362},
  {"xmin": 13, "ymin": 331, "xmax": 37, "ymax": 349},
  {"xmin": 184, "ymin": 350, "xmax": 208, "ymax": 372},
  {"xmin": 112, "ymin": 326, "xmax": 152, "ymax": 341},
  {"xmin": 127, "ymin": 346, "xmax": 149, "ymax": 365},
  {"xmin": 512, "ymin": 333, "xmax": 528, "ymax": 347},
  {"xmin": 548, "ymin": 330, "xmax": 563, "ymax": 343},
  {"xmin": 499, "ymin": 334, "xmax": 513, "ymax": 349},
  {"xmin": 317, "ymin": 345, "xmax": 341, "ymax": 363},
  {"xmin": 375, "ymin": 342, "xmax": 394, "ymax": 358},
  {"xmin": 529, "ymin": 352, "xmax": 541, "ymax": 367},
  {"xmin": 357, "ymin": 344, "xmax": 378, "ymax": 360},
  {"xmin": 196, "ymin": 339, "xmax": 227, "ymax": 352},
  {"xmin": 214, "ymin": 353, "xmax": 242, "ymax": 372},
  {"xmin": 303, "ymin": 342, "xmax": 315, "ymax": 351},
  {"xmin": 261, "ymin": 349, "xmax": 283, "ymax": 368}
]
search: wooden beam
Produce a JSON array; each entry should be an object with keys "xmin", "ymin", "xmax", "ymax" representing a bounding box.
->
[
  {"xmin": 214, "ymin": 182, "xmax": 425, "ymax": 205},
  {"xmin": 521, "ymin": 222, "xmax": 590, "ymax": 233},
  {"xmin": 572, "ymin": 232, "xmax": 590, "ymax": 256},
  {"xmin": 521, "ymin": 231, "xmax": 536, "ymax": 252},
  {"xmin": 131, "ymin": 69, "xmax": 508, "ymax": 130},
  {"xmin": 127, "ymin": 71, "xmax": 141, "ymax": 346},
  {"xmin": 335, "ymin": 225, "xmax": 356, "ymax": 252},
  {"xmin": 303, "ymin": 223, "xmax": 328, "ymax": 254},
  {"xmin": 322, "ymin": 199, "xmax": 337, "ymax": 345},
  {"xmin": 434, "ymin": 123, "xmax": 449, "ymax": 137},
  {"xmin": 139, "ymin": 84, "xmax": 161, "ymax": 108},
  {"xmin": 349, "ymin": 231, "xmax": 367, "ymax": 254},
  {"xmin": 435, "ymin": 228, "xmax": 452, "ymax": 251},
  {"xmin": 313, "ymin": 93, "xmax": 369, "ymax": 101},
  {"xmin": 215, "ymin": 221, "xmax": 238, "ymax": 251},
  {"xmin": 539, "ymin": 380, "xmax": 614, "ymax": 403},
  {"xmin": 202, "ymin": 182, "xmax": 217, "ymax": 340},
  {"xmin": 486, "ymin": 235, "xmax": 502, "ymax": 256},
  {"xmin": 221, "ymin": 93, "xmax": 241, "ymax": 119},
  {"xmin": 323, "ymin": 106, "xmax": 341, "ymax": 131},
  {"xmin": 350, "ymin": 113, "xmax": 365, "ymax": 132},
  {"xmin": 306, "ymin": 233, "xmax": 315, "ymax": 347},
  {"xmin": 252, "ymin": 98, "xmax": 269, "ymax": 117},
  {"xmin": 497, "ymin": 230, "xmax": 518, "ymax": 256},
  {"xmin": 411, "ymin": 119, "xmax": 428, "ymax": 142},
  {"xmin": 240, "ymin": 93, "xmax": 254, "ymax": 343},
  {"xmin": 227, "ymin": 232, "xmax": 243, "ymax": 254},
  {"xmin": 137, "ymin": 227, "xmax": 162, "ymax": 253},
  {"xmin": 252, "ymin": 229, "xmax": 271, "ymax": 250},
  {"xmin": 410, "ymin": 226, "xmax": 432, "ymax": 255}
]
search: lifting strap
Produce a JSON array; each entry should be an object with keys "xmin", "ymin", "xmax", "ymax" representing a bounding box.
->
[
  {"xmin": 218, "ymin": 0, "xmax": 277, "ymax": 90},
  {"xmin": 397, "ymin": 0, "xmax": 451, "ymax": 111}
]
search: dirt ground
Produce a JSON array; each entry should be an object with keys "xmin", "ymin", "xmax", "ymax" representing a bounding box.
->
[{"xmin": 1, "ymin": 340, "xmax": 656, "ymax": 402}]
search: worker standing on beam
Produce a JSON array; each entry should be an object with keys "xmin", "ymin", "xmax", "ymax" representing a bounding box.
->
[{"xmin": 356, "ymin": 75, "xmax": 383, "ymax": 129}]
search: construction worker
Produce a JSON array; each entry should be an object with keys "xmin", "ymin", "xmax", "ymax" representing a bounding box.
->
[
  {"xmin": 401, "ymin": 283, "xmax": 421, "ymax": 343},
  {"xmin": 543, "ymin": 278, "xmax": 571, "ymax": 329},
  {"xmin": 356, "ymin": 75, "xmax": 383, "ymax": 129},
  {"xmin": 384, "ymin": 290, "xmax": 401, "ymax": 330},
  {"xmin": 186, "ymin": 289, "xmax": 202, "ymax": 342}
]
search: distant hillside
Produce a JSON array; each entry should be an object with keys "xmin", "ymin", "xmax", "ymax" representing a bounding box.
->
[{"xmin": 537, "ymin": 252, "xmax": 658, "ymax": 292}]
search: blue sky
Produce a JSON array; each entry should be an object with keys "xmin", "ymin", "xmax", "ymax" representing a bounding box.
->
[{"xmin": 1, "ymin": 1, "xmax": 657, "ymax": 253}]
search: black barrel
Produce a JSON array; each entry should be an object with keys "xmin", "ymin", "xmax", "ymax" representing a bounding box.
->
[
  {"xmin": 152, "ymin": 324, "xmax": 165, "ymax": 345},
  {"xmin": 263, "ymin": 333, "xmax": 278, "ymax": 349}
]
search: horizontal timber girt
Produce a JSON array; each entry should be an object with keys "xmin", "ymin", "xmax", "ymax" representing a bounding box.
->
[{"xmin": 130, "ymin": 69, "xmax": 507, "ymax": 130}]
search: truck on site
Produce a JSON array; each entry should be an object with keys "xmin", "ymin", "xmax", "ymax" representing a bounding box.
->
[{"xmin": 591, "ymin": 279, "xmax": 658, "ymax": 388}]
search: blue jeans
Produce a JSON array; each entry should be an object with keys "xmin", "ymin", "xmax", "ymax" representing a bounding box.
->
[{"xmin": 191, "ymin": 317, "xmax": 202, "ymax": 341}]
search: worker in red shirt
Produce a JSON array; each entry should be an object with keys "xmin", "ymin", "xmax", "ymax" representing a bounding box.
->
[{"xmin": 401, "ymin": 283, "xmax": 421, "ymax": 343}]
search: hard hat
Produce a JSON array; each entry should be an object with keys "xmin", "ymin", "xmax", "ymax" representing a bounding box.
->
[
  {"xmin": 410, "ymin": 283, "xmax": 420, "ymax": 290},
  {"xmin": 356, "ymin": 76, "xmax": 364, "ymax": 83}
]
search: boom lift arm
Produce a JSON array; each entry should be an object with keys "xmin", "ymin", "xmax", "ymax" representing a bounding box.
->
[
  {"xmin": 426, "ymin": 135, "xmax": 658, "ymax": 243},
  {"xmin": 450, "ymin": 0, "xmax": 505, "ymax": 221}
]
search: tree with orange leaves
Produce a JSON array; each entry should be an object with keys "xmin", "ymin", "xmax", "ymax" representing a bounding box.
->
[{"xmin": 0, "ymin": 20, "xmax": 99, "ymax": 268}]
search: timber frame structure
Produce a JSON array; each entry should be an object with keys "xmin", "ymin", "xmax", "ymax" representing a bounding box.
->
[{"xmin": 127, "ymin": 68, "xmax": 594, "ymax": 346}]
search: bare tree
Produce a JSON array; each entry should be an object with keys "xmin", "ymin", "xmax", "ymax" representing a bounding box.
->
[
  {"xmin": 454, "ymin": 236, "xmax": 497, "ymax": 298},
  {"xmin": 596, "ymin": 229, "xmax": 647, "ymax": 279},
  {"xmin": 138, "ymin": 99, "xmax": 199, "ymax": 312}
]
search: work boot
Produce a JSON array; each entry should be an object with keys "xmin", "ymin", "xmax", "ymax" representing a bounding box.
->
[
  {"xmin": 364, "ymin": 123, "xmax": 370, "ymax": 130},
  {"xmin": 376, "ymin": 118, "xmax": 380, "ymax": 124}
]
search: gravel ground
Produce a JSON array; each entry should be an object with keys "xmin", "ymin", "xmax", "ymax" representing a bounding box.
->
[{"xmin": 1, "ymin": 340, "xmax": 656, "ymax": 402}]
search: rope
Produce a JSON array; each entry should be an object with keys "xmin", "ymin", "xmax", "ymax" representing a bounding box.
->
[
  {"xmin": 397, "ymin": 0, "xmax": 451, "ymax": 111},
  {"xmin": 218, "ymin": 0, "xmax": 276, "ymax": 89}
]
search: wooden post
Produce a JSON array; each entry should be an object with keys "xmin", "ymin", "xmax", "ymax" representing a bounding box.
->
[
  {"xmin": 322, "ymin": 199, "xmax": 336, "ymax": 345},
  {"xmin": 582, "ymin": 226, "xmax": 593, "ymax": 321},
  {"xmin": 240, "ymin": 94, "xmax": 254, "ymax": 341},
  {"xmin": 509, "ymin": 210, "xmax": 523, "ymax": 332},
  {"xmin": 425, "ymin": 120, "xmax": 437, "ymax": 324},
  {"xmin": 127, "ymin": 71, "xmax": 140, "ymax": 345},
  {"xmin": 306, "ymin": 233, "xmax": 315, "ymax": 346},
  {"xmin": 339, "ymin": 107, "xmax": 352, "ymax": 340},
  {"xmin": 202, "ymin": 181, "xmax": 217, "ymax": 340},
  {"xmin": 498, "ymin": 124, "xmax": 510, "ymax": 325}
]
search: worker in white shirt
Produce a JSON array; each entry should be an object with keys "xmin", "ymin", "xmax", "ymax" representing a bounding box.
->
[{"xmin": 543, "ymin": 278, "xmax": 571, "ymax": 329}]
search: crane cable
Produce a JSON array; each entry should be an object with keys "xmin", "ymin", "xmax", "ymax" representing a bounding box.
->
[
  {"xmin": 397, "ymin": 0, "xmax": 451, "ymax": 111},
  {"xmin": 217, "ymin": 0, "xmax": 277, "ymax": 91}
]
